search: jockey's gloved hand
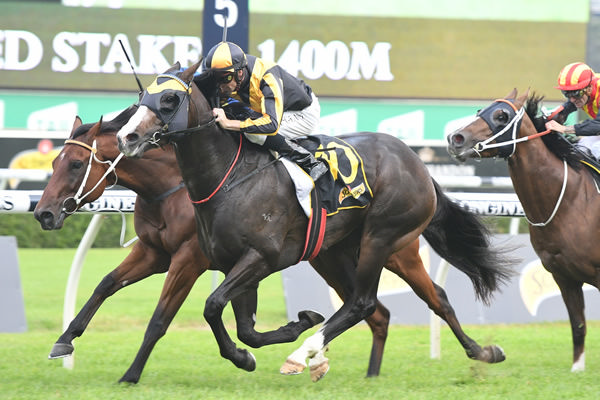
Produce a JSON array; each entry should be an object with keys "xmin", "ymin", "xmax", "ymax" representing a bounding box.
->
[{"xmin": 561, "ymin": 132, "xmax": 579, "ymax": 143}]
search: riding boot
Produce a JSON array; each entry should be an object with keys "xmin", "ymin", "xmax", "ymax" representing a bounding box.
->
[{"xmin": 263, "ymin": 135, "xmax": 328, "ymax": 181}]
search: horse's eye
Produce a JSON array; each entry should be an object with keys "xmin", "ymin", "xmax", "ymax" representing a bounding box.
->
[
  {"xmin": 160, "ymin": 93, "xmax": 180, "ymax": 112},
  {"xmin": 70, "ymin": 160, "xmax": 83, "ymax": 170},
  {"xmin": 495, "ymin": 109, "xmax": 509, "ymax": 124}
]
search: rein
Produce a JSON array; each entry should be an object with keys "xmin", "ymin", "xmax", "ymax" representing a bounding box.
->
[
  {"xmin": 472, "ymin": 99, "xmax": 553, "ymax": 158},
  {"xmin": 149, "ymin": 116, "xmax": 217, "ymax": 146},
  {"xmin": 189, "ymin": 133, "xmax": 243, "ymax": 204}
]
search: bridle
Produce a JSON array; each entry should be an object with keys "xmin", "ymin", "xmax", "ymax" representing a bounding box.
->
[
  {"xmin": 472, "ymin": 98, "xmax": 567, "ymax": 227},
  {"xmin": 471, "ymin": 99, "xmax": 526, "ymax": 158},
  {"xmin": 61, "ymin": 139, "xmax": 122, "ymax": 214},
  {"xmin": 138, "ymin": 73, "xmax": 236, "ymax": 204},
  {"xmin": 139, "ymin": 73, "xmax": 217, "ymax": 147}
]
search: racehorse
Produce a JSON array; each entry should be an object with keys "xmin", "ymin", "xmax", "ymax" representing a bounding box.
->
[
  {"xmin": 447, "ymin": 89, "xmax": 600, "ymax": 372},
  {"xmin": 115, "ymin": 61, "xmax": 513, "ymax": 381},
  {"xmin": 34, "ymin": 111, "xmax": 324, "ymax": 383},
  {"xmin": 35, "ymin": 108, "xmax": 510, "ymax": 383}
]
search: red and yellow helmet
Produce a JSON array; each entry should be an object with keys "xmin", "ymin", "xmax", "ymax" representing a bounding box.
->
[
  {"xmin": 555, "ymin": 62, "xmax": 594, "ymax": 90},
  {"xmin": 204, "ymin": 41, "xmax": 247, "ymax": 72}
]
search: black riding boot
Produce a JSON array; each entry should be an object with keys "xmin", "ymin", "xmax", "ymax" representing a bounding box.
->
[{"xmin": 263, "ymin": 134, "xmax": 328, "ymax": 181}]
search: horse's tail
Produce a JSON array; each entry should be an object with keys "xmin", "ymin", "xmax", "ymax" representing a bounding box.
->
[{"xmin": 421, "ymin": 179, "xmax": 516, "ymax": 304}]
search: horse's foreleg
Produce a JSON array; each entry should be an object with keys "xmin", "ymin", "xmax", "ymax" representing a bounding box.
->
[
  {"xmin": 554, "ymin": 274, "xmax": 586, "ymax": 371},
  {"xmin": 49, "ymin": 243, "xmax": 169, "ymax": 359},
  {"xmin": 232, "ymin": 290, "xmax": 324, "ymax": 348},
  {"xmin": 203, "ymin": 248, "xmax": 274, "ymax": 372},
  {"xmin": 119, "ymin": 244, "xmax": 205, "ymax": 383}
]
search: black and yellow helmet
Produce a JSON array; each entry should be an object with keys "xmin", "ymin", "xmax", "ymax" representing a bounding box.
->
[{"xmin": 204, "ymin": 41, "xmax": 247, "ymax": 72}]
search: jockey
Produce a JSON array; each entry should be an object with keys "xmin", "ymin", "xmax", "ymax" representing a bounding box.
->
[
  {"xmin": 201, "ymin": 41, "xmax": 328, "ymax": 181},
  {"xmin": 546, "ymin": 62, "xmax": 600, "ymax": 137}
]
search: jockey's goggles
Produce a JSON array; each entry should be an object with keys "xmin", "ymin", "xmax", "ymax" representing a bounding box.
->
[
  {"xmin": 561, "ymin": 88, "xmax": 588, "ymax": 99},
  {"xmin": 216, "ymin": 72, "xmax": 235, "ymax": 84}
]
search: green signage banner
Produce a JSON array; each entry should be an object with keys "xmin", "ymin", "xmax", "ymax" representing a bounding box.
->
[{"xmin": 0, "ymin": 91, "xmax": 569, "ymax": 142}]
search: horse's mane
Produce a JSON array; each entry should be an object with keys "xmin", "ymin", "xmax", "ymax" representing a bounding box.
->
[
  {"xmin": 525, "ymin": 93, "xmax": 583, "ymax": 170},
  {"xmin": 192, "ymin": 70, "xmax": 218, "ymax": 107},
  {"xmin": 71, "ymin": 104, "xmax": 139, "ymax": 139}
]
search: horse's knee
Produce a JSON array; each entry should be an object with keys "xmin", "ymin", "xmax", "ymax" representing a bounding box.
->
[
  {"xmin": 237, "ymin": 328, "xmax": 265, "ymax": 348},
  {"xmin": 353, "ymin": 297, "xmax": 378, "ymax": 319},
  {"xmin": 203, "ymin": 295, "xmax": 225, "ymax": 321},
  {"xmin": 94, "ymin": 274, "xmax": 117, "ymax": 296}
]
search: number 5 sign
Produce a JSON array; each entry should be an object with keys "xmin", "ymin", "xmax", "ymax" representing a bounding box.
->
[{"xmin": 202, "ymin": 0, "xmax": 249, "ymax": 55}]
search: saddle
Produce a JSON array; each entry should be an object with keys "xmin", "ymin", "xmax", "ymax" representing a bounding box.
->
[{"xmin": 558, "ymin": 134, "xmax": 600, "ymax": 186}]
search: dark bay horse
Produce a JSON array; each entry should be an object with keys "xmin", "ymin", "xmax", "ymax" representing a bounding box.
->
[
  {"xmin": 447, "ymin": 89, "xmax": 600, "ymax": 371},
  {"xmin": 35, "ymin": 108, "xmax": 510, "ymax": 383},
  {"xmin": 34, "ymin": 111, "xmax": 325, "ymax": 383},
  {"xmin": 115, "ymin": 61, "xmax": 513, "ymax": 381}
]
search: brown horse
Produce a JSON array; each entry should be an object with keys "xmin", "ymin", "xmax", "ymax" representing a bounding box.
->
[
  {"xmin": 34, "ymin": 111, "xmax": 324, "ymax": 383},
  {"xmin": 115, "ymin": 61, "xmax": 513, "ymax": 381},
  {"xmin": 447, "ymin": 89, "xmax": 600, "ymax": 372},
  {"xmin": 35, "ymin": 108, "xmax": 510, "ymax": 383}
]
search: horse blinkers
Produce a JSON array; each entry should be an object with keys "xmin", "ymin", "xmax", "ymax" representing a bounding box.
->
[
  {"xmin": 139, "ymin": 74, "xmax": 191, "ymax": 133},
  {"xmin": 477, "ymin": 100, "xmax": 522, "ymax": 158}
]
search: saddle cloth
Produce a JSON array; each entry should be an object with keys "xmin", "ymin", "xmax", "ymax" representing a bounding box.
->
[{"xmin": 279, "ymin": 135, "xmax": 374, "ymax": 260}]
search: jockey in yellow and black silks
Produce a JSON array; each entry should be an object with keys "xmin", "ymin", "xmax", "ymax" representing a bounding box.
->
[{"xmin": 200, "ymin": 41, "xmax": 328, "ymax": 181}]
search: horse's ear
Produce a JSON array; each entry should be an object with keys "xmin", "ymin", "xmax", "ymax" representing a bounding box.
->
[
  {"xmin": 164, "ymin": 62, "xmax": 181, "ymax": 74},
  {"xmin": 181, "ymin": 59, "xmax": 203, "ymax": 83},
  {"xmin": 72, "ymin": 116, "xmax": 82, "ymax": 130},
  {"xmin": 506, "ymin": 88, "xmax": 518, "ymax": 99},
  {"xmin": 517, "ymin": 88, "xmax": 530, "ymax": 105},
  {"xmin": 88, "ymin": 117, "xmax": 103, "ymax": 137},
  {"xmin": 69, "ymin": 116, "xmax": 83, "ymax": 138}
]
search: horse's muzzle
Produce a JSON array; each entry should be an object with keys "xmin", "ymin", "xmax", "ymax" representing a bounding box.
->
[{"xmin": 447, "ymin": 131, "xmax": 473, "ymax": 162}]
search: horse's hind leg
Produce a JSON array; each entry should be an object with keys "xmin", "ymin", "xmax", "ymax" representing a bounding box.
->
[
  {"xmin": 49, "ymin": 243, "xmax": 170, "ymax": 360},
  {"xmin": 232, "ymin": 290, "xmax": 324, "ymax": 348},
  {"xmin": 553, "ymin": 274, "xmax": 586, "ymax": 371},
  {"xmin": 385, "ymin": 247, "xmax": 505, "ymax": 363},
  {"xmin": 119, "ymin": 244, "xmax": 204, "ymax": 383}
]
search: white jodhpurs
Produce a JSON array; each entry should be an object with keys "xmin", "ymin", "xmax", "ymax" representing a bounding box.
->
[{"xmin": 244, "ymin": 93, "xmax": 321, "ymax": 145}]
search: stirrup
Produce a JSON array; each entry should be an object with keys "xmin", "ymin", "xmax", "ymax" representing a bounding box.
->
[{"xmin": 307, "ymin": 161, "xmax": 328, "ymax": 181}]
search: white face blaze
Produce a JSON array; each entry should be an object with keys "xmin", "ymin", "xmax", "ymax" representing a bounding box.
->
[{"xmin": 116, "ymin": 105, "xmax": 160, "ymax": 158}]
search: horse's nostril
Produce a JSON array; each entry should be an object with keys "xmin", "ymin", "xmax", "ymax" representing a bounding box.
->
[
  {"xmin": 451, "ymin": 133, "xmax": 465, "ymax": 146},
  {"xmin": 125, "ymin": 133, "xmax": 139, "ymax": 142},
  {"xmin": 36, "ymin": 210, "xmax": 55, "ymax": 230}
]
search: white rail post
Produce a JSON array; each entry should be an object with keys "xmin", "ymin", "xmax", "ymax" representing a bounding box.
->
[{"xmin": 61, "ymin": 213, "xmax": 105, "ymax": 369}]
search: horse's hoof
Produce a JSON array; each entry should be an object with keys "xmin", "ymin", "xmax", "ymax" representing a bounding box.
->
[
  {"xmin": 310, "ymin": 360, "xmax": 329, "ymax": 382},
  {"xmin": 298, "ymin": 310, "xmax": 325, "ymax": 327},
  {"xmin": 486, "ymin": 345, "xmax": 506, "ymax": 363},
  {"xmin": 118, "ymin": 375, "xmax": 139, "ymax": 384},
  {"xmin": 48, "ymin": 343, "xmax": 74, "ymax": 359},
  {"xmin": 240, "ymin": 350, "xmax": 256, "ymax": 372},
  {"xmin": 280, "ymin": 358, "xmax": 306, "ymax": 375}
]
